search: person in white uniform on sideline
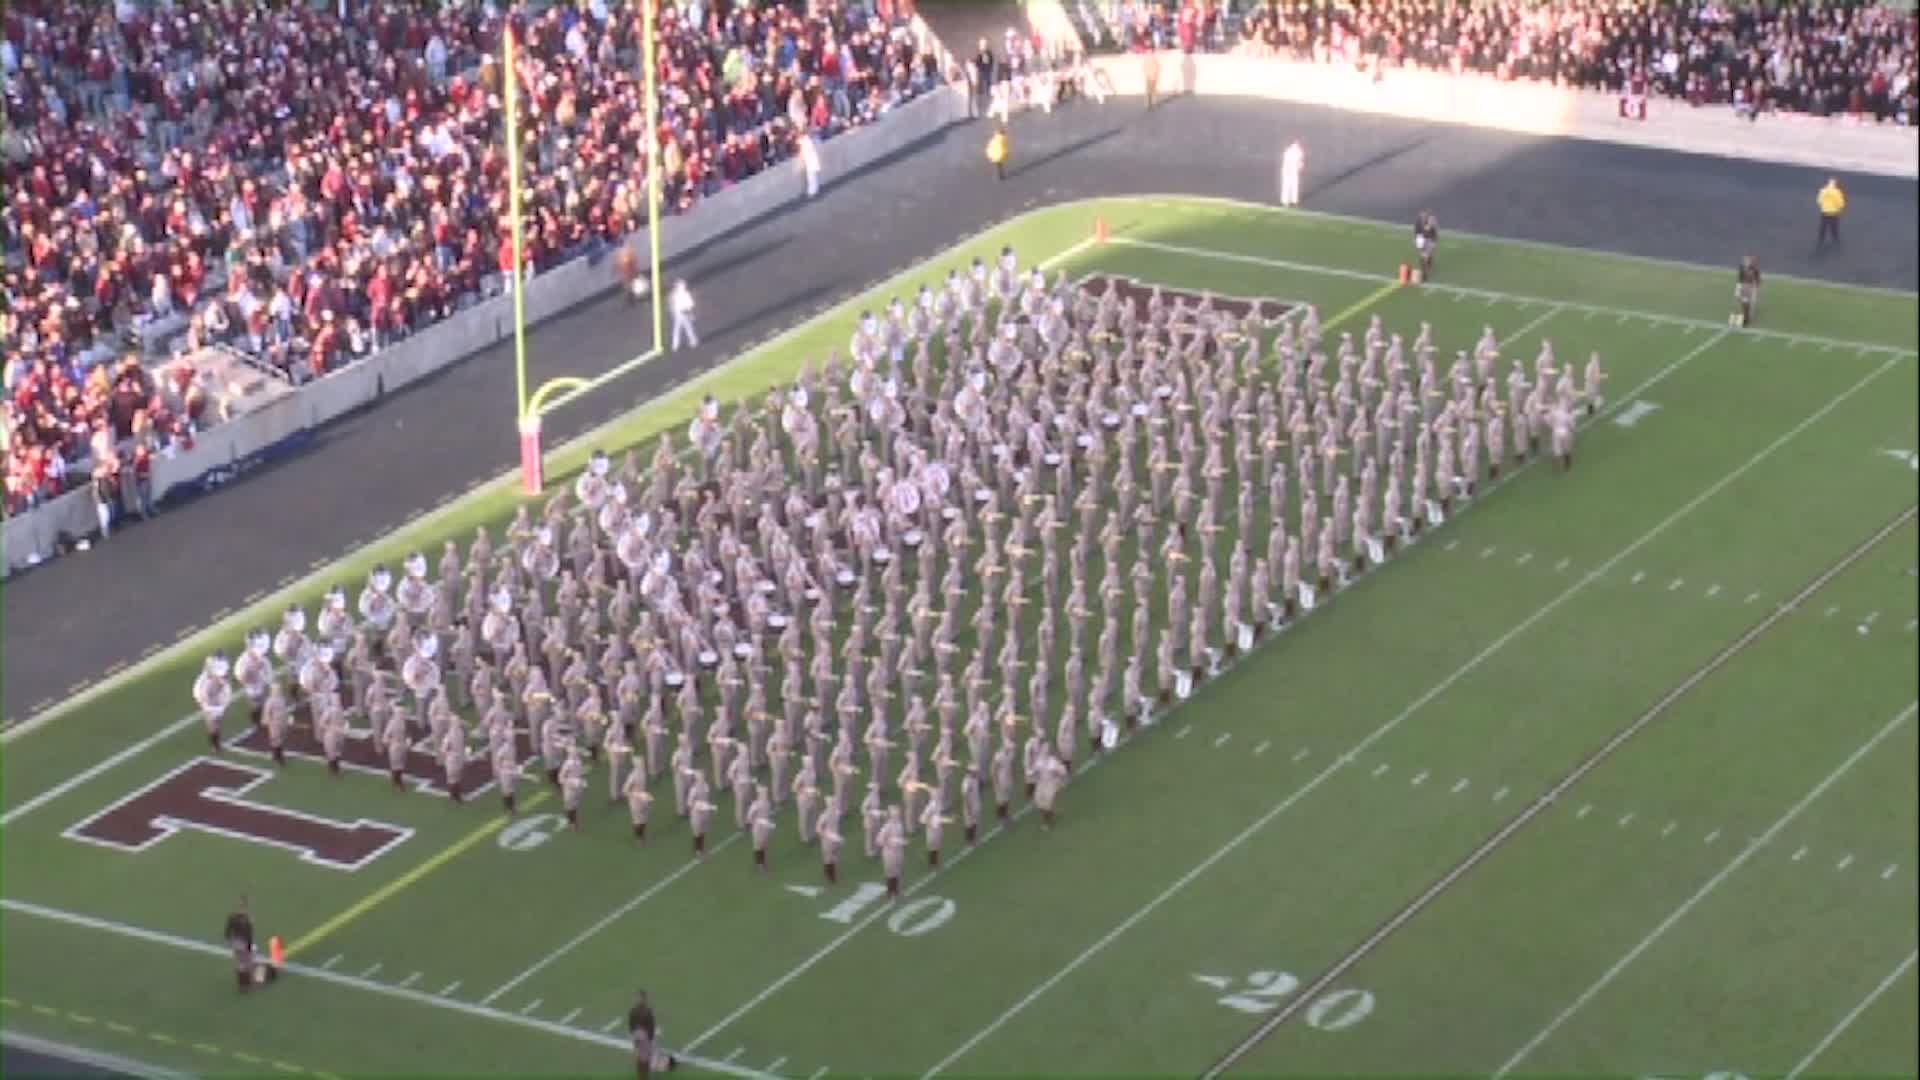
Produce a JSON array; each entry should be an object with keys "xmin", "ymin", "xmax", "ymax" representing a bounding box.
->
[
  {"xmin": 1280, "ymin": 140, "xmax": 1305, "ymax": 208},
  {"xmin": 669, "ymin": 280, "xmax": 698, "ymax": 351}
]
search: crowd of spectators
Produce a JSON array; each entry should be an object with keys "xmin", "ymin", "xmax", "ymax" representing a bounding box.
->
[
  {"xmin": 1101, "ymin": 0, "xmax": 1916, "ymax": 124},
  {"xmin": 3, "ymin": 0, "xmax": 937, "ymax": 519}
]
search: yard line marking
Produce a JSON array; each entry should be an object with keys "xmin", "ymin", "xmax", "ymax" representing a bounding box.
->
[
  {"xmin": 1450, "ymin": 778, "xmax": 1470, "ymax": 794},
  {"xmin": 1630, "ymin": 572, "xmax": 1646, "ymax": 585},
  {"xmin": 439, "ymin": 980, "xmax": 462, "ymax": 997},
  {"xmin": 559, "ymin": 1008, "xmax": 582, "ymax": 1026},
  {"xmin": 479, "ymin": 833, "xmax": 736, "ymax": 1007},
  {"xmin": 724, "ymin": 1047, "xmax": 745, "ymax": 1063},
  {"xmin": 1410, "ymin": 770, "xmax": 1429, "ymax": 786},
  {"xmin": 1576, "ymin": 804, "xmax": 1593, "ymax": 820},
  {"xmin": 1553, "ymin": 557, "xmax": 1570, "ymax": 572},
  {"xmin": 1515, "ymin": 552, "xmax": 1534, "ymax": 566},
  {"xmin": 1371, "ymin": 763, "xmax": 1390, "ymax": 778},
  {"xmin": 1617, "ymin": 812, "xmax": 1635, "ymax": 828},
  {"xmin": 321, "ymin": 954, "xmax": 343, "ymax": 970},
  {"xmin": 1706, "ymin": 584, "xmax": 1722, "ymax": 598},
  {"xmin": 0, "ymin": 1030, "xmax": 192, "ymax": 1080},
  {"xmin": 1492, "ymin": 786, "xmax": 1510, "ymax": 802},
  {"xmin": 1882, "ymin": 863, "xmax": 1899, "ymax": 880},
  {"xmin": 1787, "ymin": 950, "xmax": 1920, "ymax": 1079},
  {"xmin": 1792, "ymin": 845, "xmax": 1809, "ymax": 861},
  {"xmin": 1202, "ymin": 501, "xmax": 1915, "ymax": 1078},
  {"xmin": 1321, "ymin": 282, "xmax": 1401, "ymax": 333},
  {"xmin": 1212, "ymin": 732, "xmax": 1232, "ymax": 748},
  {"xmin": 359, "ymin": 963, "xmax": 382, "ymax": 979},
  {"xmin": 519, "ymin": 999, "xmax": 543, "ymax": 1016},
  {"xmin": 1253, "ymin": 740, "xmax": 1271, "ymax": 756},
  {"xmin": 1, "ymin": 899, "xmax": 773, "ymax": 1078},
  {"xmin": 0, "ymin": 715, "xmax": 197, "ymax": 827},
  {"xmin": 1292, "ymin": 747, "xmax": 1310, "ymax": 762},
  {"xmin": 287, "ymin": 790, "xmax": 553, "ymax": 960},
  {"xmin": 397, "ymin": 971, "xmax": 422, "ymax": 988},
  {"xmin": 1493, "ymin": 702, "xmax": 1917, "ymax": 1077},
  {"xmin": 1836, "ymin": 854, "xmax": 1854, "ymax": 871}
]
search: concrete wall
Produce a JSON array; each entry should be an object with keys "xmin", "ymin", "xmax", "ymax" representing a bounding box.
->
[
  {"xmin": 1090, "ymin": 52, "xmax": 1919, "ymax": 179},
  {"xmin": 2, "ymin": 85, "xmax": 973, "ymax": 576}
]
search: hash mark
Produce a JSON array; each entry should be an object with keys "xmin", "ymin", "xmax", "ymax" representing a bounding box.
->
[
  {"xmin": 397, "ymin": 971, "xmax": 421, "ymax": 988},
  {"xmin": 1792, "ymin": 846, "xmax": 1809, "ymax": 862},
  {"xmin": 104, "ymin": 1021, "xmax": 134, "ymax": 1035},
  {"xmin": 1372, "ymin": 763, "xmax": 1390, "ymax": 778},
  {"xmin": 1836, "ymin": 854, "xmax": 1855, "ymax": 871},
  {"xmin": 559, "ymin": 1007, "xmax": 582, "ymax": 1025},
  {"xmin": 1553, "ymin": 557, "xmax": 1570, "ymax": 572},
  {"xmin": 1705, "ymin": 584, "xmax": 1722, "ymax": 598},
  {"xmin": 1576, "ymin": 804, "xmax": 1593, "ymax": 819},
  {"xmin": 603, "ymin": 1018, "xmax": 625, "ymax": 1034},
  {"xmin": 1450, "ymin": 778, "xmax": 1470, "ymax": 794},
  {"xmin": 724, "ymin": 1048, "xmax": 745, "ymax": 1063},
  {"xmin": 1515, "ymin": 552, "xmax": 1534, "ymax": 566},
  {"xmin": 358, "ymin": 962, "xmax": 382, "ymax": 978},
  {"xmin": 1292, "ymin": 747, "xmax": 1310, "ymax": 762},
  {"xmin": 1481, "ymin": 546, "xmax": 1498, "ymax": 559},
  {"xmin": 1745, "ymin": 592, "xmax": 1761, "ymax": 604},
  {"xmin": 1660, "ymin": 821, "xmax": 1676, "ymax": 837},
  {"xmin": 768, "ymin": 1057, "xmax": 789, "ymax": 1073},
  {"xmin": 1704, "ymin": 829, "xmax": 1721, "ymax": 844},
  {"xmin": 1443, "ymin": 539, "xmax": 1460, "ymax": 551},
  {"xmin": 519, "ymin": 999, "xmax": 543, "ymax": 1015},
  {"xmin": 322, "ymin": 954, "xmax": 343, "ymax": 970},
  {"xmin": 1667, "ymin": 578, "xmax": 1685, "ymax": 592},
  {"xmin": 439, "ymin": 980, "xmax": 462, "ymax": 997},
  {"xmin": 1175, "ymin": 726, "xmax": 1192, "ymax": 740},
  {"xmin": 1410, "ymin": 770, "xmax": 1430, "ymax": 786},
  {"xmin": 1253, "ymin": 740, "xmax": 1271, "ymax": 756},
  {"xmin": 1884, "ymin": 864, "xmax": 1900, "ymax": 880},
  {"xmin": 1617, "ymin": 812, "xmax": 1635, "ymax": 827},
  {"xmin": 1861, "ymin": 611, "xmax": 1881, "ymax": 625},
  {"xmin": 1630, "ymin": 571, "xmax": 1646, "ymax": 585},
  {"xmin": 1908, "ymin": 619, "xmax": 1919, "ymax": 633},
  {"xmin": 1824, "ymin": 606, "xmax": 1841, "ymax": 618},
  {"xmin": 1213, "ymin": 732, "xmax": 1233, "ymax": 748},
  {"xmin": 1492, "ymin": 785, "xmax": 1510, "ymax": 802},
  {"xmin": 809, "ymin": 1069, "xmax": 830, "ymax": 1080}
]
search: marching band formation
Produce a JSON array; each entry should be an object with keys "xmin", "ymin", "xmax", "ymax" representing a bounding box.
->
[{"xmin": 192, "ymin": 247, "xmax": 1604, "ymax": 893}]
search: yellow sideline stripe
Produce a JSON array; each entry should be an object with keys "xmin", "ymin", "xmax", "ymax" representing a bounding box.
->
[
  {"xmin": 1323, "ymin": 281, "xmax": 1401, "ymax": 334},
  {"xmin": 286, "ymin": 790, "xmax": 552, "ymax": 960}
]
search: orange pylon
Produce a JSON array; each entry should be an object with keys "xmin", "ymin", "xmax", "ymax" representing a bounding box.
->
[
  {"xmin": 268, "ymin": 935, "xmax": 285, "ymax": 966},
  {"xmin": 1094, "ymin": 217, "xmax": 1109, "ymax": 244}
]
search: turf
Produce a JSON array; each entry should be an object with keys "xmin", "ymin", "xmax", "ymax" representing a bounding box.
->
[{"xmin": 4, "ymin": 197, "xmax": 1915, "ymax": 1078}]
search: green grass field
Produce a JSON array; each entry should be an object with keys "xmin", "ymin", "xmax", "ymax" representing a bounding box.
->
[{"xmin": 4, "ymin": 197, "xmax": 1917, "ymax": 1079}]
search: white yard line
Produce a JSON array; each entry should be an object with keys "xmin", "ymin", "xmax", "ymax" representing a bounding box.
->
[
  {"xmin": 0, "ymin": 716, "xmax": 196, "ymax": 827},
  {"xmin": 0, "ymin": 897, "xmax": 778, "ymax": 1080},
  {"xmin": 479, "ymin": 835, "xmax": 739, "ymax": 1006},
  {"xmin": 934, "ymin": 358, "xmax": 1898, "ymax": 1080},
  {"xmin": 1786, "ymin": 949, "xmax": 1920, "ymax": 1079},
  {"xmin": 1105, "ymin": 236, "xmax": 1917, "ymax": 356},
  {"xmin": 0, "ymin": 1030, "xmax": 192, "ymax": 1080},
  {"xmin": 1494, "ymin": 702, "xmax": 1918, "ymax": 1078}
]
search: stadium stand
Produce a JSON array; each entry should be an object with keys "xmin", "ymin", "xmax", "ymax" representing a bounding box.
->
[
  {"xmin": 2, "ymin": 0, "xmax": 939, "ymax": 518},
  {"xmin": 1083, "ymin": 0, "xmax": 1916, "ymax": 123}
]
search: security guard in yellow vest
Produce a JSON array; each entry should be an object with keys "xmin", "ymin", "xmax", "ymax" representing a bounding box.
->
[
  {"xmin": 1815, "ymin": 178, "xmax": 1846, "ymax": 252},
  {"xmin": 987, "ymin": 125, "xmax": 1010, "ymax": 181}
]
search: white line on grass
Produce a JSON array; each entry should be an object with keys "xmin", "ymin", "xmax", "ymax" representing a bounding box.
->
[
  {"xmin": 359, "ymin": 963, "xmax": 382, "ymax": 979},
  {"xmin": 1618, "ymin": 813, "xmax": 1635, "ymax": 828},
  {"xmin": 0, "ymin": 1029, "xmax": 192, "ymax": 1080},
  {"xmin": 1705, "ymin": 829, "xmax": 1721, "ymax": 845},
  {"xmin": 938, "ymin": 345, "xmax": 1880, "ymax": 1079},
  {"xmin": 1787, "ymin": 949, "xmax": 1919, "ymax": 1079},
  {"xmin": 807, "ymin": 1067, "xmax": 829, "ymax": 1080},
  {"xmin": 1836, "ymin": 854, "xmax": 1854, "ymax": 871},
  {"xmin": 479, "ymin": 835, "xmax": 739, "ymax": 1006},
  {"xmin": 440, "ymin": 980, "xmax": 462, "ymax": 997},
  {"xmin": 1371, "ymin": 764, "xmax": 1390, "ymax": 778},
  {"xmin": 1450, "ymin": 778, "xmax": 1470, "ymax": 794},
  {"xmin": 0, "ymin": 716, "xmax": 197, "ymax": 827},
  {"xmin": 1410, "ymin": 770, "xmax": 1429, "ymax": 786},
  {"xmin": 1212, "ymin": 732, "xmax": 1232, "ymax": 748},
  {"xmin": 1554, "ymin": 557, "xmax": 1570, "ymax": 572},
  {"xmin": 1577, "ymin": 804, "xmax": 1594, "ymax": 820},
  {"xmin": 602, "ymin": 1018, "xmax": 624, "ymax": 1034},
  {"xmin": 1882, "ymin": 863, "xmax": 1899, "ymax": 880},
  {"xmin": 1792, "ymin": 846, "xmax": 1809, "ymax": 862},
  {"xmin": 1292, "ymin": 747, "xmax": 1310, "ymax": 762},
  {"xmin": 398, "ymin": 971, "xmax": 421, "ymax": 988},
  {"xmin": 1492, "ymin": 786, "xmax": 1510, "ymax": 803},
  {"xmin": 1175, "ymin": 726, "xmax": 1192, "ymax": 740},
  {"xmin": 322, "ymin": 954, "xmax": 343, "ymax": 970},
  {"xmin": 0, "ymin": 898, "xmax": 775, "ymax": 1079},
  {"xmin": 559, "ymin": 1008, "xmax": 582, "ymax": 1026},
  {"xmin": 1494, "ymin": 702, "xmax": 1918, "ymax": 1077},
  {"xmin": 1253, "ymin": 741, "xmax": 1271, "ymax": 756},
  {"xmin": 519, "ymin": 1000, "xmax": 543, "ymax": 1016}
]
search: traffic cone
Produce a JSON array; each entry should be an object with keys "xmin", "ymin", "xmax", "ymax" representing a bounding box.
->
[
  {"xmin": 269, "ymin": 935, "xmax": 285, "ymax": 967},
  {"xmin": 1094, "ymin": 217, "xmax": 1109, "ymax": 244}
]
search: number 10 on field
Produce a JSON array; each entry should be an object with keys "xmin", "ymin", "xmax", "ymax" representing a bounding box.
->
[{"xmin": 787, "ymin": 882, "xmax": 957, "ymax": 938}]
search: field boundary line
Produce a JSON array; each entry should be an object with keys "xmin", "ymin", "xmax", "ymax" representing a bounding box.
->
[
  {"xmin": 1, "ymin": 1028, "xmax": 192, "ymax": 1080},
  {"xmin": 1786, "ymin": 948, "xmax": 1920, "ymax": 1078},
  {"xmin": 0, "ymin": 716, "xmax": 198, "ymax": 827},
  {"xmin": 285, "ymin": 791, "xmax": 552, "ymax": 960},
  {"xmin": 922, "ymin": 351, "xmax": 1897, "ymax": 1078},
  {"xmin": 1205, "ymin": 501, "xmax": 1918, "ymax": 1076},
  {"xmin": 1154, "ymin": 194, "xmax": 1920, "ymax": 301},
  {"xmin": 1494, "ymin": 700, "xmax": 1919, "ymax": 1077},
  {"xmin": 479, "ymin": 832, "xmax": 741, "ymax": 1006},
  {"xmin": 0, "ymin": 220, "xmax": 1097, "ymax": 747},
  {"xmin": 692, "ymin": 319, "xmax": 1729, "ymax": 1060},
  {"xmin": 1105, "ymin": 235, "xmax": 1919, "ymax": 357},
  {"xmin": 0, "ymin": 897, "xmax": 776, "ymax": 1079}
]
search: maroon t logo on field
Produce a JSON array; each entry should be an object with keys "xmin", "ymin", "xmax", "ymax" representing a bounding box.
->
[{"xmin": 66, "ymin": 758, "xmax": 412, "ymax": 871}]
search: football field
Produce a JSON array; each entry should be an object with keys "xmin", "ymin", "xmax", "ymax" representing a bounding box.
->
[{"xmin": 4, "ymin": 197, "xmax": 1916, "ymax": 1078}]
